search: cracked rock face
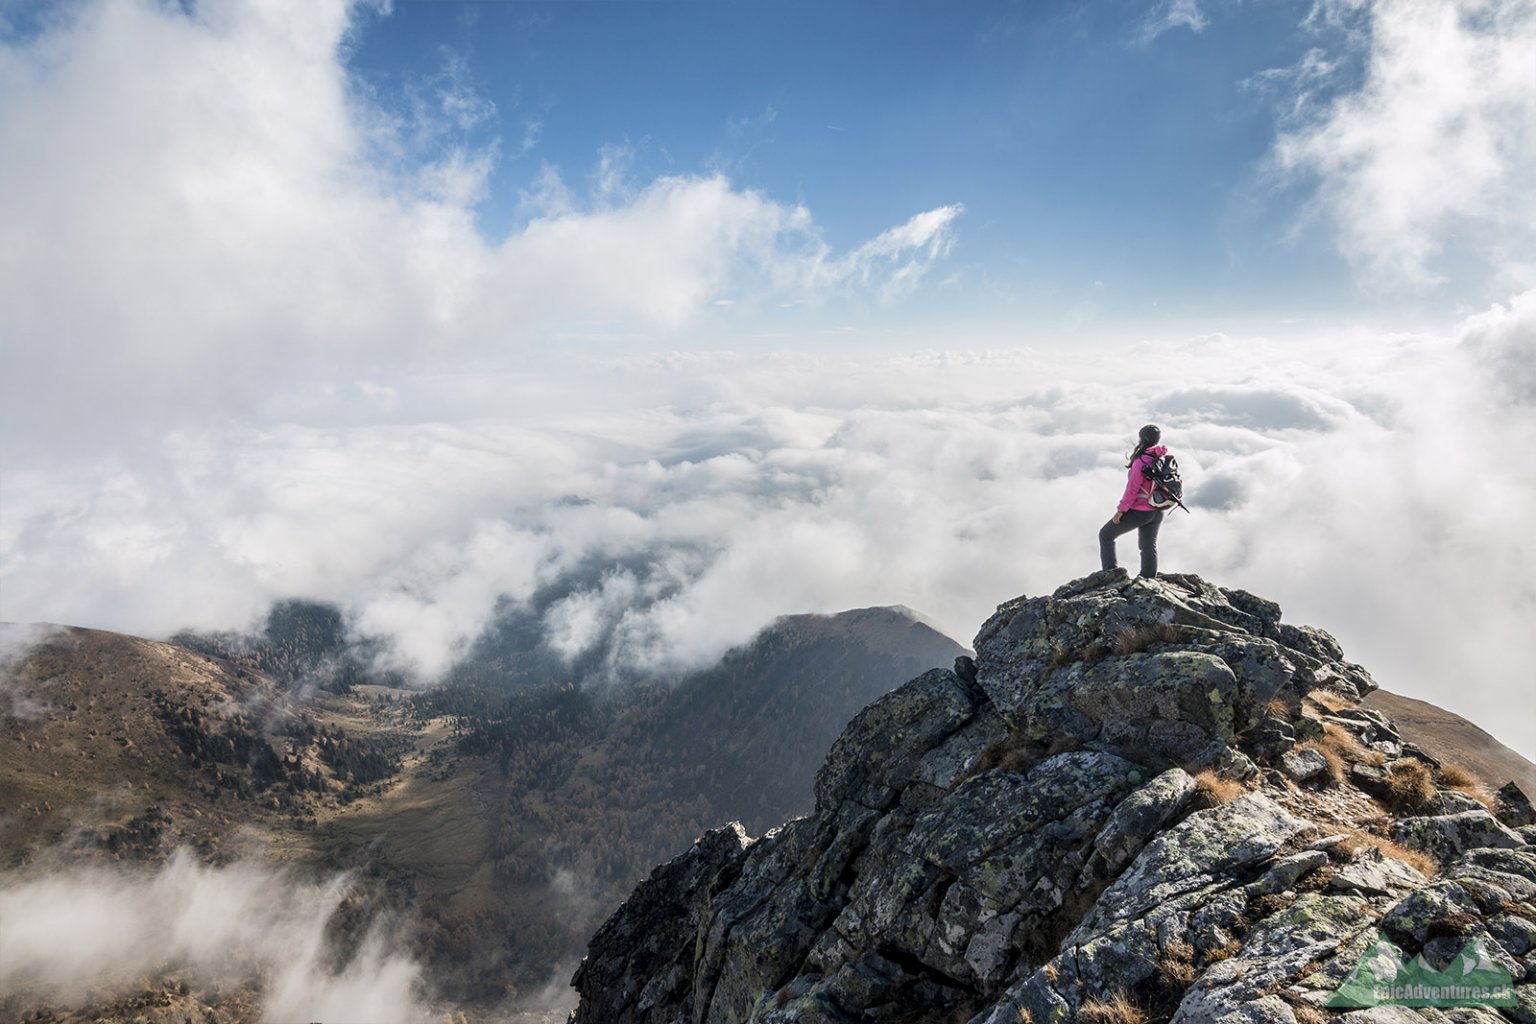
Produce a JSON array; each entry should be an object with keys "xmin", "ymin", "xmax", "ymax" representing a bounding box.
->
[{"xmin": 570, "ymin": 573, "xmax": 1534, "ymax": 1024}]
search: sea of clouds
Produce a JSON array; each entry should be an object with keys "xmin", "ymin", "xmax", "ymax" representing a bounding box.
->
[
  {"xmin": 1, "ymin": 0, "xmax": 1534, "ymax": 1017},
  {"xmin": 3, "ymin": 314, "xmax": 1533, "ymax": 747}
]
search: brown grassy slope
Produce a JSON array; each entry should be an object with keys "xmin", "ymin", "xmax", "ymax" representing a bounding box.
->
[
  {"xmin": 1363, "ymin": 687, "xmax": 1536, "ymax": 797},
  {"xmin": 0, "ymin": 626, "xmax": 276, "ymax": 862},
  {"xmin": 0, "ymin": 625, "xmax": 410, "ymax": 870}
]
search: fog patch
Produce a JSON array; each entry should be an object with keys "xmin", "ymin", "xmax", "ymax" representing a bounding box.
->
[
  {"xmin": 0, "ymin": 849, "xmax": 426, "ymax": 1023},
  {"xmin": 0, "ymin": 623, "xmax": 68, "ymax": 720},
  {"xmin": 509, "ymin": 966, "xmax": 580, "ymax": 1022}
]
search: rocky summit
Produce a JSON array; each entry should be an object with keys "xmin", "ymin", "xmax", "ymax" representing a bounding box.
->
[{"xmin": 569, "ymin": 571, "xmax": 1536, "ymax": 1024}]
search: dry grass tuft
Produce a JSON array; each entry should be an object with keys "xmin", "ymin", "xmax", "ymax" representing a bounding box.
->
[
  {"xmin": 1437, "ymin": 762, "xmax": 1496, "ymax": 810},
  {"xmin": 1247, "ymin": 892, "xmax": 1292, "ymax": 919},
  {"xmin": 1156, "ymin": 937, "xmax": 1198, "ymax": 988},
  {"xmin": 1496, "ymin": 897, "xmax": 1526, "ymax": 917},
  {"xmin": 1436, "ymin": 762, "xmax": 1476, "ymax": 789},
  {"xmin": 1288, "ymin": 1000, "xmax": 1327, "ymax": 1024},
  {"xmin": 1016, "ymin": 1009, "xmax": 1034, "ymax": 1024},
  {"xmin": 1384, "ymin": 760, "xmax": 1438, "ymax": 814},
  {"xmin": 1078, "ymin": 993, "xmax": 1149, "ymax": 1024},
  {"xmin": 1296, "ymin": 722, "xmax": 1369, "ymax": 788},
  {"xmin": 1309, "ymin": 690, "xmax": 1353, "ymax": 713},
  {"xmin": 1081, "ymin": 641, "xmax": 1112, "ymax": 663},
  {"xmin": 1110, "ymin": 624, "xmax": 1182, "ymax": 656},
  {"xmin": 1321, "ymin": 723, "xmax": 1367, "ymax": 756},
  {"xmin": 1296, "ymin": 863, "xmax": 1338, "ymax": 893},
  {"xmin": 1193, "ymin": 769, "xmax": 1248, "ymax": 805},
  {"xmin": 1336, "ymin": 827, "xmax": 1440, "ymax": 878},
  {"xmin": 1424, "ymin": 912, "xmax": 1480, "ymax": 940},
  {"xmin": 1112, "ymin": 627, "xmax": 1154, "ymax": 656},
  {"xmin": 1048, "ymin": 644, "xmax": 1072, "ymax": 668},
  {"xmin": 968, "ymin": 737, "xmax": 1034, "ymax": 779},
  {"xmin": 1204, "ymin": 938, "xmax": 1244, "ymax": 964}
]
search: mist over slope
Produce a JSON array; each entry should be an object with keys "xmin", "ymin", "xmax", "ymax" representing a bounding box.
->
[
  {"xmin": 0, "ymin": 626, "xmax": 425, "ymax": 1023},
  {"xmin": 0, "ymin": 602, "xmax": 961, "ymax": 1020}
]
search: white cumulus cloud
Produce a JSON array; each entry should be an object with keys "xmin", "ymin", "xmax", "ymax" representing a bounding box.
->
[
  {"xmin": 1268, "ymin": 0, "xmax": 1536, "ymax": 289},
  {"xmin": 0, "ymin": 0, "xmax": 962, "ymax": 453}
]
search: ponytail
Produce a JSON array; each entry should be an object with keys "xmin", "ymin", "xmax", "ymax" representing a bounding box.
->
[{"xmin": 1125, "ymin": 423, "xmax": 1162, "ymax": 468}]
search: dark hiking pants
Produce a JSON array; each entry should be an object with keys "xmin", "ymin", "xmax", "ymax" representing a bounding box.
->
[{"xmin": 1099, "ymin": 509, "xmax": 1164, "ymax": 578}]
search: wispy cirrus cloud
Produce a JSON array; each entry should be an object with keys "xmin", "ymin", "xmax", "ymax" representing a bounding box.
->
[{"xmin": 1135, "ymin": 0, "xmax": 1208, "ymax": 45}]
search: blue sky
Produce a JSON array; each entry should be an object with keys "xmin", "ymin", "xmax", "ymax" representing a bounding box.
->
[{"xmin": 336, "ymin": 0, "xmax": 1436, "ymax": 336}]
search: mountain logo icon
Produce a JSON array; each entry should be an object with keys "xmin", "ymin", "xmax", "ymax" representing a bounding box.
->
[{"xmin": 1327, "ymin": 934, "xmax": 1516, "ymax": 1008}]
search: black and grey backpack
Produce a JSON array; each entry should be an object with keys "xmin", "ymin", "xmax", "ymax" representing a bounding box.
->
[{"xmin": 1141, "ymin": 453, "xmax": 1188, "ymax": 512}]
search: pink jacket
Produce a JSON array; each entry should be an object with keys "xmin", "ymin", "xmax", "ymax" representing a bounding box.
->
[{"xmin": 1118, "ymin": 445, "xmax": 1168, "ymax": 513}]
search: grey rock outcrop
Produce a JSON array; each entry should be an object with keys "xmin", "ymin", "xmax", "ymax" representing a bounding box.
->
[
  {"xmin": 1389, "ymin": 810, "xmax": 1528, "ymax": 863},
  {"xmin": 570, "ymin": 573, "xmax": 1535, "ymax": 1024},
  {"xmin": 1502, "ymin": 782, "xmax": 1536, "ymax": 828}
]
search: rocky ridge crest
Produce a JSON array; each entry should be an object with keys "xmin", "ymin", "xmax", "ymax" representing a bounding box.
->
[{"xmin": 571, "ymin": 571, "xmax": 1536, "ymax": 1024}]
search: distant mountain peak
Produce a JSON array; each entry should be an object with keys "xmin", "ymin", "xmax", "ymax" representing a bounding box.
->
[{"xmin": 761, "ymin": 603, "xmax": 961, "ymax": 653}]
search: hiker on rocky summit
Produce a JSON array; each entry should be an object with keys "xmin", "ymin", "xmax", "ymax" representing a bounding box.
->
[{"xmin": 1099, "ymin": 423, "xmax": 1169, "ymax": 579}]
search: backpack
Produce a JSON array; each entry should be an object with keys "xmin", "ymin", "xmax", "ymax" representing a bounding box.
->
[{"xmin": 1141, "ymin": 453, "xmax": 1188, "ymax": 512}]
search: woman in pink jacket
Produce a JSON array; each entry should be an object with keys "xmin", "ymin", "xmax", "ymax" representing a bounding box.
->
[{"xmin": 1099, "ymin": 424, "xmax": 1167, "ymax": 578}]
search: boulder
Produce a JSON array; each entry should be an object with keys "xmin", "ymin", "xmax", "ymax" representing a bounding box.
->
[
  {"xmin": 813, "ymin": 667, "xmax": 979, "ymax": 814},
  {"xmin": 1327, "ymin": 848, "xmax": 1428, "ymax": 898},
  {"xmin": 972, "ymin": 575, "xmax": 1316, "ymax": 772},
  {"xmin": 1389, "ymin": 809, "xmax": 1528, "ymax": 863},
  {"xmin": 1500, "ymin": 781, "xmax": 1536, "ymax": 828},
  {"xmin": 1281, "ymin": 747, "xmax": 1330, "ymax": 783}
]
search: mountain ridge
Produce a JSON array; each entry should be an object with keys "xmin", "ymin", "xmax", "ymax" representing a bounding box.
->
[{"xmin": 570, "ymin": 570, "xmax": 1536, "ymax": 1024}]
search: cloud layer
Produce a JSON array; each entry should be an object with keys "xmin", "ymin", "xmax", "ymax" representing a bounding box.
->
[{"xmin": 4, "ymin": 297, "xmax": 1534, "ymax": 753}]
